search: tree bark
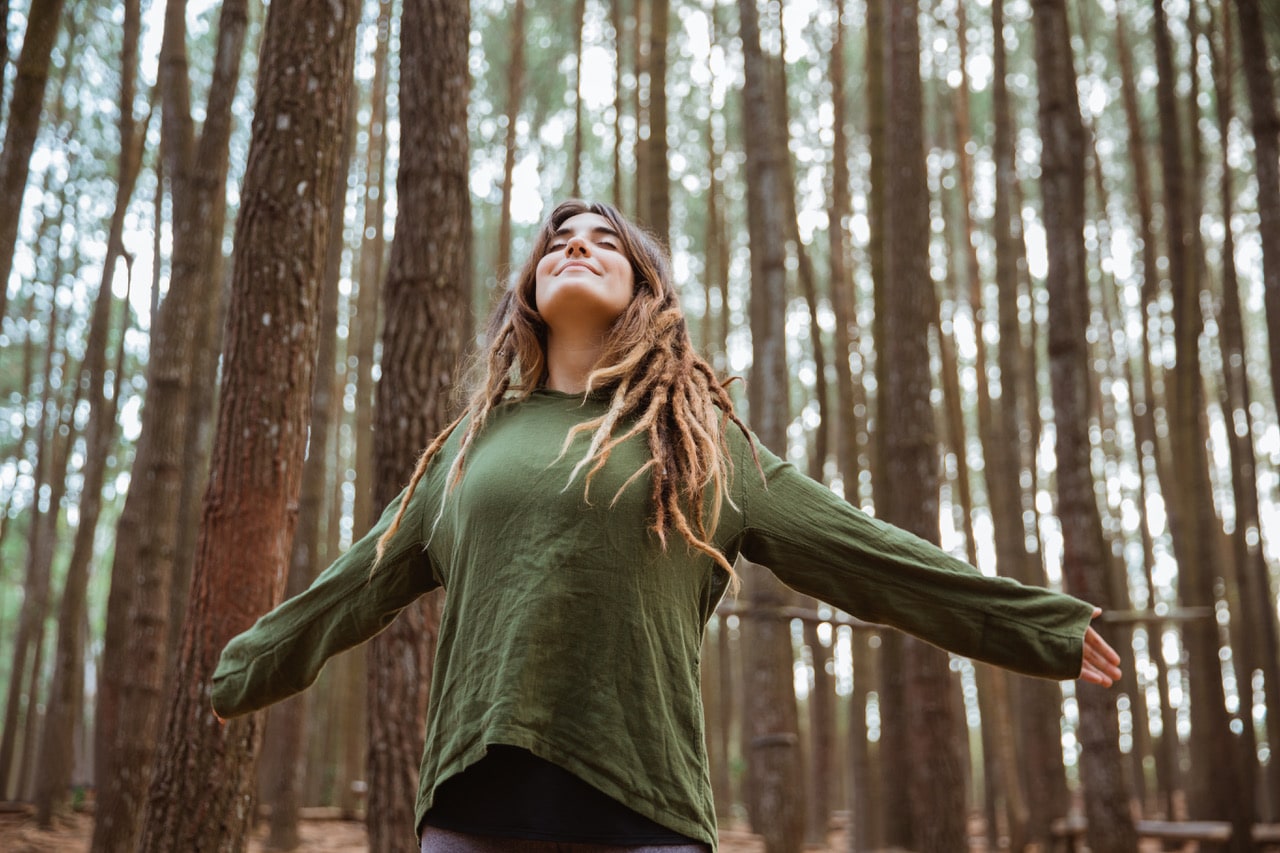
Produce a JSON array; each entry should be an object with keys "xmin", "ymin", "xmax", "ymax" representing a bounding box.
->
[
  {"xmin": 91, "ymin": 0, "xmax": 250, "ymax": 846},
  {"xmin": 644, "ymin": 0, "xmax": 668, "ymax": 244},
  {"xmin": 495, "ymin": 0, "xmax": 526, "ymax": 281},
  {"xmin": 878, "ymin": 4, "xmax": 968, "ymax": 850},
  {"xmin": 1031, "ymin": 3, "xmax": 1137, "ymax": 850},
  {"xmin": 737, "ymin": 2, "xmax": 802, "ymax": 851},
  {"xmin": 569, "ymin": 0, "xmax": 587, "ymax": 197},
  {"xmin": 827, "ymin": 0, "xmax": 859, "ymax": 503},
  {"xmin": 1236, "ymin": 0, "xmax": 1280, "ymax": 425},
  {"xmin": 0, "ymin": 255, "xmax": 70, "ymax": 799},
  {"xmin": 990, "ymin": 1, "xmax": 1069, "ymax": 843},
  {"xmin": 1113, "ymin": 11, "xmax": 1179, "ymax": 817},
  {"xmin": 136, "ymin": 0, "xmax": 359, "ymax": 848},
  {"xmin": 364, "ymin": 0, "xmax": 470, "ymax": 850},
  {"xmin": 261, "ymin": 47, "xmax": 357, "ymax": 852},
  {"xmin": 0, "ymin": 0, "xmax": 67, "ymax": 324},
  {"xmin": 33, "ymin": 0, "xmax": 145, "ymax": 816},
  {"xmin": 1210, "ymin": 3, "xmax": 1280, "ymax": 820}
]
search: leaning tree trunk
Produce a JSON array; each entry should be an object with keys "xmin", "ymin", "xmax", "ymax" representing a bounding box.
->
[
  {"xmin": 0, "ymin": 0, "xmax": 67, "ymax": 324},
  {"xmin": 736, "ymin": 2, "xmax": 803, "ymax": 852},
  {"xmin": 135, "ymin": 0, "xmax": 359, "ymax": 849},
  {"xmin": 1031, "ymin": 3, "xmax": 1137, "ymax": 851},
  {"xmin": 364, "ymin": 0, "xmax": 471, "ymax": 850}
]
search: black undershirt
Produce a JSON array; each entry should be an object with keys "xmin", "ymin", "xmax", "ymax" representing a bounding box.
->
[{"xmin": 422, "ymin": 745, "xmax": 700, "ymax": 845}]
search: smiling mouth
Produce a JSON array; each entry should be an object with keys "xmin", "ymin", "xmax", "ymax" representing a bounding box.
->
[{"xmin": 559, "ymin": 263, "xmax": 596, "ymax": 274}]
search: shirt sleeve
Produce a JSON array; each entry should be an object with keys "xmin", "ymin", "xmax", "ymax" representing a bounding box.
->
[
  {"xmin": 725, "ymin": 430, "xmax": 1094, "ymax": 680},
  {"xmin": 211, "ymin": 484, "xmax": 441, "ymax": 718}
]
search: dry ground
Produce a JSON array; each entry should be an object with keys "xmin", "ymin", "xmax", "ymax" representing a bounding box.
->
[{"xmin": 0, "ymin": 809, "xmax": 829, "ymax": 853}]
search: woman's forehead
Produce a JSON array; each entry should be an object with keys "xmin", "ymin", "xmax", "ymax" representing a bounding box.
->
[{"xmin": 553, "ymin": 212, "xmax": 617, "ymax": 235}]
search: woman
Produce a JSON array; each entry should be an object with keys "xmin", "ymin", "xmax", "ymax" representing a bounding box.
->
[{"xmin": 212, "ymin": 200, "xmax": 1121, "ymax": 852}]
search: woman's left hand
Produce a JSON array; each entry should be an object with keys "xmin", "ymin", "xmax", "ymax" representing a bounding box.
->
[{"xmin": 1079, "ymin": 607, "xmax": 1123, "ymax": 687}]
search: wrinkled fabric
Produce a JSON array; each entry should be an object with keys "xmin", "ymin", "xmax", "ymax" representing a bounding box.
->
[{"xmin": 212, "ymin": 389, "xmax": 1094, "ymax": 850}]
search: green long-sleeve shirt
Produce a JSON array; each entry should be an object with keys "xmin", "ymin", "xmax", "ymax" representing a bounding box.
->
[{"xmin": 212, "ymin": 388, "xmax": 1094, "ymax": 849}]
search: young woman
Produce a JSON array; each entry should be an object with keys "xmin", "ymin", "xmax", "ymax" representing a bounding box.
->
[{"xmin": 212, "ymin": 200, "xmax": 1122, "ymax": 853}]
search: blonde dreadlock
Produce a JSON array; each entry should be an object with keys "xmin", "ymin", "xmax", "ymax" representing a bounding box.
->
[{"xmin": 373, "ymin": 200, "xmax": 758, "ymax": 589}]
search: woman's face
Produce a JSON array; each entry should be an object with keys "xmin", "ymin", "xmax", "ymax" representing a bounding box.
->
[{"xmin": 534, "ymin": 212, "xmax": 635, "ymax": 338}]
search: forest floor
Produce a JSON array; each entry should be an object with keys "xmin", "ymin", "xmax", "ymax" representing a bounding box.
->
[
  {"xmin": 0, "ymin": 809, "xmax": 831, "ymax": 853},
  {"xmin": 0, "ymin": 807, "xmax": 1191, "ymax": 852}
]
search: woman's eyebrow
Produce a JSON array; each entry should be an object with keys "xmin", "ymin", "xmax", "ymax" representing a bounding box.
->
[{"xmin": 552, "ymin": 226, "xmax": 621, "ymax": 239}]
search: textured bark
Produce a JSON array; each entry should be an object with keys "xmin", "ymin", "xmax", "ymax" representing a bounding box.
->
[
  {"xmin": 633, "ymin": 0, "xmax": 650, "ymax": 229},
  {"xmin": 1236, "ymin": 0, "xmax": 1280, "ymax": 425},
  {"xmin": 827, "ymin": 0, "xmax": 860, "ymax": 502},
  {"xmin": 495, "ymin": 0, "xmax": 526, "ymax": 280},
  {"xmin": 1114, "ymin": 12, "xmax": 1179, "ymax": 815},
  {"xmin": 136, "ymin": 0, "xmax": 359, "ymax": 848},
  {"xmin": 989, "ymin": 1, "xmax": 1068, "ymax": 843},
  {"xmin": 803, "ymin": 619, "xmax": 835, "ymax": 845},
  {"xmin": 90, "ymin": 0, "xmax": 249, "ymax": 845},
  {"xmin": 1152, "ymin": 2, "xmax": 1252, "ymax": 845},
  {"xmin": 644, "ymin": 0, "xmax": 668, "ymax": 244},
  {"xmin": 737, "ymin": 1, "xmax": 802, "ymax": 851},
  {"xmin": 1031, "ymin": 3, "xmax": 1137, "ymax": 850},
  {"xmin": 1210, "ymin": 4, "xmax": 1280, "ymax": 820},
  {"xmin": 349, "ymin": 0, "xmax": 392, "ymax": 593},
  {"xmin": 877, "ymin": 4, "xmax": 967, "ymax": 850},
  {"xmin": 611, "ymin": 0, "xmax": 624, "ymax": 209},
  {"xmin": 0, "ymin": 254, "xmax": 70, "ymax": 799},
  {"xmin": 33, "ymin": 0, "xmax": 145, "ymax": 816},
  {"xmin": 0, "ymin": 0, "xmax": 67, "ymax": 324},
  {"xmin": 364, "ymin": 0, "xmax": 470, "ymax": 850},
  {"xmin": 569, "ymin": 0, "xmax": 587, "ymax": 197},
  {"xmin": 261, "ymin": 53, "xmax": 357, "ymax": 852}
]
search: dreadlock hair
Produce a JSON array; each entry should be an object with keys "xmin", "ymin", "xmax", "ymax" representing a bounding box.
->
[{"xmin": 373, "ymin": 199, "xmax": 758, "ymax": 590}]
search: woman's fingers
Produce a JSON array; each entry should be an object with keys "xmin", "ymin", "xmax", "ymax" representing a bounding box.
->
[{"xmin": 1080, "ymin": 609, "xmax": 1123, "ymax": 686}]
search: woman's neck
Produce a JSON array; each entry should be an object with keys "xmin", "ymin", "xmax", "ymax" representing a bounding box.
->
[{"xmin": 543, "ymin": 333, "xmax": 605, "ymax": 393}]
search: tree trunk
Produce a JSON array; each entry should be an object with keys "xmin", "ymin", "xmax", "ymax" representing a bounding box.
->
[
  {"xmin": 827, "ymin": 0, "xmax": 859, "ymax": 503},
  {"xmin": 261, "ymin": 48, "xmax": 357, "ymax": 852},
  {"xmin": 878, "ymin": 4, "xmax": 968, "ymax": 850},
  {"xmin": 0, "ymin": 0, "xmax": 67, "ymax": 324},
  {"xmin": 644, "ymin": 0, "xmax": 668, "ymax": 244},
  {"xmin": 136, "ymin": 0, "xmax": 359, "ymax": 848},
  {"xmin": 611, "ymin": 0, "xmax": 624, "ymax": 209},
  {"xmin": 1210, "ymin": 3, "xmax": 1280, "ymax": 820},
  {"xmin": 349, "ymin": 0, "xmax": 392, "ymax": 586},
  {"xmin": 633, "ymin": 0, "xmax": 650, "ymax": 227},
  {"xmin": 1152, "ymin": 2, "xmax": 1252, "ymax": 846},
  {"xmin": 364, "ymin": 0, "xmax": 470, "ymax": 850},
  {"xmin": 1236, "ymin": 0, "xmax": 1280, "ymax": 425},
  {"xmin": 737, "ymin": 1, "xmax": 802, "ymax": 851},
  {"xmin": 569, "ymin": 0, "xmax": 587, "ymax": 197},
  {"xmin": 495, "ymin": 0, "xmax": 526, "ymax": 280},
  {"xmin": 0, "ymin": 272, "xmax": 69, "ymax": 798},
  {"xmin": 1031, "ymin": 3, "xmax": 1137, "ymax": 850},
  {"xmin": 1114, "ymin": 11, "xmax": 1179, "ymax": 817},
  {"xmin": 33, "ymin": 0, "xmax": 145, "ymax": 815},
  {"xmin": 990, "ymin": 1, "xmax": 1069, "ymax": 843}
]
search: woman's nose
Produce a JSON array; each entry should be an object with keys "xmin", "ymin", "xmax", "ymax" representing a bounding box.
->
[{"xmin": 565, "ymin": 236, "xmax": 589, "ymax": 255}]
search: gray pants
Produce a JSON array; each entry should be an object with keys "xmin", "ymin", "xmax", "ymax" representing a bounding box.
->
[{"xmin": 419, "ymin": 826, "xmax": 710, "ymax": 853}]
